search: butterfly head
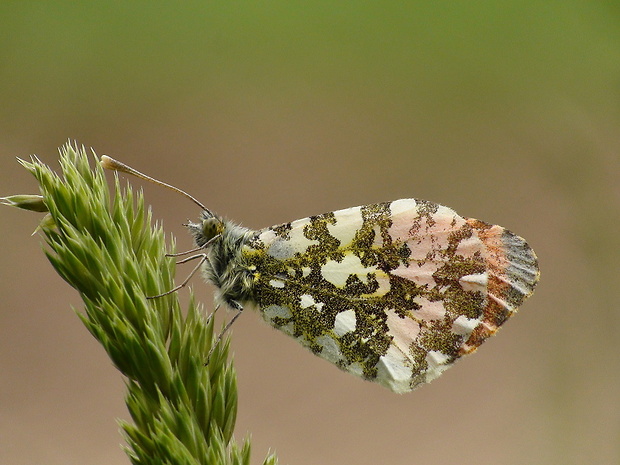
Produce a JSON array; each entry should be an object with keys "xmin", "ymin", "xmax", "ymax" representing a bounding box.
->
[{"xmin": 187, "ymin": 210, "xmax": 225, "ymax": 248}]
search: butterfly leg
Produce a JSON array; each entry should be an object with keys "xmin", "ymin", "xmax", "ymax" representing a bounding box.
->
[
  {"xmin": 165, "ymin": 232, "xmax": 221, "ymax": 258},
  {"xmin": 205, "ymin": 303, "xmax": 221, "ymax": 326},
  {"xmin": 165, "ymin": 245, "xmax": 203, "ymax": 258},
  {"xmin": 204, "ymin": 300, "xmax": 243, "ymax": 366},
  {"xmin": 148, "ymin": 233, "xmax": 222, "ymax": 298},
  {"xmin": 146, "ymin": 253, "xmax": 208, "ymax": 299}
]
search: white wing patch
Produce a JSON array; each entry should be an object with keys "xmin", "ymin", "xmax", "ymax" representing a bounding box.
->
[
  {"xmin": 326, "ymin": 205, "xmax": 363, "ymax": 245},
  {"xmin": 459, "ymin": 273, "xmax": 489, "ymax": 292},
  {"xmin": 333, "ymin": 309, "xmax": 356, "ymax": 336},
  {"xmin": 321, "ymin": 254, "xmax": 377, "ymax": 287}
]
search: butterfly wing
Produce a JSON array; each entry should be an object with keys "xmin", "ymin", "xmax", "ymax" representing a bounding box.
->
[{"xmin": 242, "ymin": 199, "xmax": 539, "ymax": 393}]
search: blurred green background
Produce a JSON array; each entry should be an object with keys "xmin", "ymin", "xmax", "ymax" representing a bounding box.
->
[{"xmin": 1, "ymin": 2, "xmax": 619, "ymax": 464}]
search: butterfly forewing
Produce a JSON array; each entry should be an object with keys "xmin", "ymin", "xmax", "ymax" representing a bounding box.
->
[{"xmin": 239, "ymin": 199, "xmax": 538, "ymax": 393}]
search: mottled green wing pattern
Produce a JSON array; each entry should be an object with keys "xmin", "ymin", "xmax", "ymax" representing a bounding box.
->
[{"xmin": 241, "ymin": 199, "xmax": 539, "ymax": 393}]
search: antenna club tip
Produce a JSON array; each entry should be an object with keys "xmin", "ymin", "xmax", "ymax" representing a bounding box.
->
[
  {"xmin": 100, "ymin": 155, "xmax": 117, "ymax": 169},
  {"xmin": 100, "ymin": 155, "xmax": 130, "ymax": 174}
]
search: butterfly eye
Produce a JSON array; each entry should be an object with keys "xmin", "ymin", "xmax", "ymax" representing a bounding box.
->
[{"xmin": 201, "ymin": 218, "xmax": 223, "ymax": 242}]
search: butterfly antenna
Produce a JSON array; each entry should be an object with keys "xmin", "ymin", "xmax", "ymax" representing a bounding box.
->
[{"xmin": 100, "ymin": 155, "xmax": 211, "ymax": 214}]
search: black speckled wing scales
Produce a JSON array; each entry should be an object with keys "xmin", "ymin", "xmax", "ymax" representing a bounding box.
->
[{"xmin": 241, "ymin": 199, "xmax": 539, "ymax": 393}]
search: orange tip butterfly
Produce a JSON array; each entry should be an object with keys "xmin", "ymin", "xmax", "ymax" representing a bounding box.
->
[{"xmin": 102, "ymin": 155, "xmax": 539, "ymax": 393}]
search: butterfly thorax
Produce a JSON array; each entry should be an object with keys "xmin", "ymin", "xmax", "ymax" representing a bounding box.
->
[{"xmin": 187, "ymin": 212, "xmax": 257, "ymax": 308}]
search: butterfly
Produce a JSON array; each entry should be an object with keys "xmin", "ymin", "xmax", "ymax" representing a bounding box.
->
[{"xmin": 102, "ymin": 156, "xmax": 539, "ymax": 393}]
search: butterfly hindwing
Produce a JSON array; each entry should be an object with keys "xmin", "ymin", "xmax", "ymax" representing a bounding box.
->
[{"xmin": 240, "ymin": 199, "xmax": 539, "ymax": 393}]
